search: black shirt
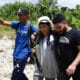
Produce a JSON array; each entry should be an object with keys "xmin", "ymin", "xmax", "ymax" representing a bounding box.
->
[{"xmin": 57, "ymin": 28, "xmax": 80, "ymax": 70}]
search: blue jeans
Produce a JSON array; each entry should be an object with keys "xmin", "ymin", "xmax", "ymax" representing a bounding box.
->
[{"xmin": 11, "ymin": 58, "xmax": 28, "ymax": 80}]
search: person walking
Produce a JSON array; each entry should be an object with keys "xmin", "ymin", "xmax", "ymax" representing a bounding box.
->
[
  {"xmin": 32, "ymin": 16, "xmax": 59, "ymax": 80},
  {"xmin": 53, "ymin": 14, "xmax": 80, "ymax": 80},
  {"xmin": 0, "ymin": 8, "xmax": 38, "ymax": 80}
]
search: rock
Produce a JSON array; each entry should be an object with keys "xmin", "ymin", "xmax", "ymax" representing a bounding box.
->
[{"xmin": 0, "ymin": 50, "xmax": 4, "ymax": 52}]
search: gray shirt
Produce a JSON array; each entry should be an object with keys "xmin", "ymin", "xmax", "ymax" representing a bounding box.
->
[{"xmin": 34, "ymin": 35, "xmax": 59, "ymax": 79}]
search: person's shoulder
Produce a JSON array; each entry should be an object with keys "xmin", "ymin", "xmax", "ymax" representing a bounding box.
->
[
  {"xmin": 26, "ymin": 22, "xmax": 38, "ymax": 32},
  {"xmin": 52, "ymin": 30, "xmax": 59, "ymax": 36},
  {"xmin": 27, "ymin": 22, "xmax": 37, "ymax": 28},
  {"xmin": 11, "ymin": 21, "xmax": 20, "ymax": 26},
  {"xmin": 70, "ymin": 28, "xmax": 80, "ymax": 39},
  {"xmin": 71, "ymin": 28, "xmax": 80, "ymax": 34},
  {"xmin": 31, "ymin": 24, "xmax": 38, "ymax": 31},
  {"xmin": 11, "ymin": 21, "xmax": 19, "ymax": 24},
  {"xmin": 32, "ymin": 24, "xmax": 37, "ymax": 28}
]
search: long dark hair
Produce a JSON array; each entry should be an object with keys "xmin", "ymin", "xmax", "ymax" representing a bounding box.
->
[{"xmin": 36, "ymin": 23, "xmax": 53, "ymax": 45}]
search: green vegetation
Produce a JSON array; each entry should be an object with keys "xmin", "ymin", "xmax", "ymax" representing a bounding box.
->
[
  {"xmin": 0, "ymin": 0, "xmax": 80, "ymax": 39},
  {"xmin": 0, "ymin": 25, "xmax": 16, "ymax": 39}
]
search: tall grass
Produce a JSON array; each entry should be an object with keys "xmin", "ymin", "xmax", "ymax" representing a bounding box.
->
[{"xmin": 0, "ymin": 25, "xmax": 16, "ymax": 39}]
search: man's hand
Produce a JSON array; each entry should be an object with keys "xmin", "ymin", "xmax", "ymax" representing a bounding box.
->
[
  {"xmin": 66, "ymin": 63, "xmax": 77, "ymax": 76},
  {"xmin": 66, "ymin": 45, "xmax": 80, "ymax": 76},
  {"xmin": 0, "ymin": 18, "xmax": 11, "ymax": 26},
  {"xmin": 31, "ymin": 32, "xmax": 37, "ymax": 41},
  {"xmin": 31, "ymin": 48, "xmax": 36, "ymax": 54},
  {"xmin": 31, "ymin": 34, "xmax": 36, "ymax": 41}
]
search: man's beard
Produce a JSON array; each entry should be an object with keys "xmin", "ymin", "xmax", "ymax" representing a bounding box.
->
[{"xmin": 59, "ymin": 27, "xmax": 67, "ymax": 36}]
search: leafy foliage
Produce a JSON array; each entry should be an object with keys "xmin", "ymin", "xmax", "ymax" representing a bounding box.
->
[{"xmin": 0, "ymin": 0, "xmax": 80, "ymax": 30}]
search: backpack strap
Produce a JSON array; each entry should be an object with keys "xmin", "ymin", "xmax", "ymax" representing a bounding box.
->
[
  {"xmin": 28, "ymin": 23, "xmax": 33, "ymax": 37},
  {"xmin": 28, "ymin": 23, "xmax": 34, "ymax": 48}
]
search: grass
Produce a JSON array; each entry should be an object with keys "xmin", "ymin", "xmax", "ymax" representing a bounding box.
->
[{"xmin": 0, "ymin": 25, "xmax": 16, "ymax": 39}]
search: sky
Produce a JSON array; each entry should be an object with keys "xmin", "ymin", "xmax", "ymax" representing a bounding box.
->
[
  {"xmin": 0, "ymin": 0, "xmax": 80, "ymax": 9},
  {"xmin": 57, "ymin": 0, "xmax": 80, "ymax": 9}
]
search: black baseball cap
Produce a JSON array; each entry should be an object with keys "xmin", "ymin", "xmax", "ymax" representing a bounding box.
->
[
  {"xmin": 53, "ymin": 14, "xmax": 66, "ymax": 24},
  {"xmin": 17, "ymin": 8, "xmax": 29, "ymax": 15}
]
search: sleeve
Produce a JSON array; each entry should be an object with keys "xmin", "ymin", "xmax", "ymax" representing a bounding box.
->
[
  {"xmin": 11, "ymin": 21, "xmax": 19, "ymax": 29},
  {"xmin": 75, "ymin": 30, "xmax": 80, "ymax": 45},
  {"xmin": 32, "ymin": 25, "xmax": 39, "ymax": 33}
]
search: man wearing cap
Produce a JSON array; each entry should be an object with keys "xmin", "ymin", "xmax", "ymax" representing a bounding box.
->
[
  {"xmin": 0, "ymin": 8, "xmax": 38, "ymax": 80},
  {"xmin": 53, "ymin": 14, "xmax": 80, "ymax": 80}
]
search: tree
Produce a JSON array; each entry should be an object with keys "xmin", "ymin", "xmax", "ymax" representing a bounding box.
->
[{"xmin": 37, "ymin": 0, "xmax": 58, "ymax": 20}]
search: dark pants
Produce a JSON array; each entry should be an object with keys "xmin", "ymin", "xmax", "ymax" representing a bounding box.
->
[
  {"xmin": 11, "ymin": 58, "xmax": 28, "ymax": 80},
  {"xmin": 57, "ymin": 66, "xmax": 80, "ymax": 80}
]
